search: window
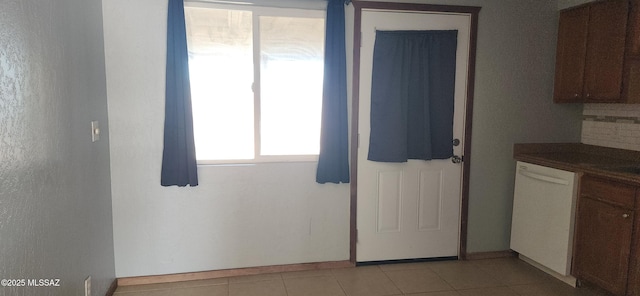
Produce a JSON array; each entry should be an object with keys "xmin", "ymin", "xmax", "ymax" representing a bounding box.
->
[{"xmin": 184, "ymin": 4, "xmax": 325, "ymax": 164}]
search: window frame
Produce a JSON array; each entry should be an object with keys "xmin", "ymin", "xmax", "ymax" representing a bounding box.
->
[{"xmin": 184, "ymin": 2, "xmax": 326, "ymax": 165}]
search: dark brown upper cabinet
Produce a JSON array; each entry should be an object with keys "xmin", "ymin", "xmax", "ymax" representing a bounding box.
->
[
  {"xmin": 623, "ymin": 0, "xmax": 640, "ymax": 103},
  {"xmin": 629, "ymin": 0, "xmax": 640, "ymax": 56},
  {"xmin": 554, "ymin": 0, "xmax": 630, "ymax": 103}
]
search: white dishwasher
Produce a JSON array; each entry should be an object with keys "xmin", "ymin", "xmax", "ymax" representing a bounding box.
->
[{"xmin": 510, "ymin": 161, "xmax": 578, "ymax": 285}]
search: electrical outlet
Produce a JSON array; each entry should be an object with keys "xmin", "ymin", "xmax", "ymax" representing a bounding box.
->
[
  {"xmin": 91, "ymin": 121, "xmax": 100, "ymax": 142},
  {"xmin": 84, "ymin": 276, "xmax": 91, "ymax": 296}
]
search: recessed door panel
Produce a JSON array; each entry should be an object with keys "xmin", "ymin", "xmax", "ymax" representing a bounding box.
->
[
  {"xmin": 418, "ymin": 169, "xmax": 442, "ymax": 231},
  {"xmin": 377, "ymin": 171, "xmax": 402, "ymax": 233}
]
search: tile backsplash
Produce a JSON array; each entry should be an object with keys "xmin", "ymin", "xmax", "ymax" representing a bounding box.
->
[{"xmin": 582, "ymin": 104, "xmax": 640, "ymax": 151}]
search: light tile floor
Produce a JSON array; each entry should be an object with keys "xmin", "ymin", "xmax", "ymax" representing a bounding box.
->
[{"xmin": 114, "ymin": 257, "xmax": 609, "ymax": 296}]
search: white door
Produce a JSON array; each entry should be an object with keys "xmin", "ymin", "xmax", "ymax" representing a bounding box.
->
[{"xmin": 357, "ymin": 10, "xmax": 471, "ymax": 262}]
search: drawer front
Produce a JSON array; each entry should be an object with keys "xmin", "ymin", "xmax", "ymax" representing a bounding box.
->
[{"xmin": 581, "ymin": 175, "xmax": 636, "ymax": 208}]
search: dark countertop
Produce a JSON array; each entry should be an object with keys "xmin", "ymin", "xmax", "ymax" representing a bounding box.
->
[{"xmin": 513, "ymin": 143, "xmax": 640, "ymax": 185}]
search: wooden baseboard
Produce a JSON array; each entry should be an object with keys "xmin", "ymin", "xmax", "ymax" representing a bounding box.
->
[
  {"xmin": 117, "ymin": 260, "xmax": 354, "ymax": 286},
  {"xmin": 464, "ymin": 250, "xmax": 516, "ymax": 260},
  {"xmin": 105, "ymin": 278, "xmax": 118, "ymax": 296}
]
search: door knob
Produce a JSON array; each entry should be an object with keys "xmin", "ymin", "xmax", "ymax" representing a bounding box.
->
[
  {"xmin": 451, "ymin": 155, "xmax": 463, "ymax": 164},
  {"xmin": 452, "ymin": 139, "xmax": 460, "ymax": 147}
]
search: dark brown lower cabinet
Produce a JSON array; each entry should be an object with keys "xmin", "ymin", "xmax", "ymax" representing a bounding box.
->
[
  {"xmin": 572, "ymin": 175, "xmax": 637, "ymax": 295},
  {"xmin": 628, "ymin": 205, "xmax": 640, "ymax": 296}
]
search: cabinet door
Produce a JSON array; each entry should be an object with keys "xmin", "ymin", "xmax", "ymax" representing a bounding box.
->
[
  {"xmin": 628, "ymin": 0, "xmax": 640, "ymax": 57},
  {"xmin": 573, "ymin": 197, "xmax": 634, "ymax": 295},
  {"xmin": 628, "ymin": 209, "xmax": 640, "ymax": 296},
  {"xmin": 623, "ymin": 59, "xmax": 640, "ymax": 103},
  {"xmin": 553, "ymin": 6, "xmax": 589, "ymax": 103},
  {"xmin": 623, "ymin": 0, "xmax": 640, "ymax": 103},
  {"xmin": 583, "ymin": 0, "xmax": 628, "ymax": 102}
]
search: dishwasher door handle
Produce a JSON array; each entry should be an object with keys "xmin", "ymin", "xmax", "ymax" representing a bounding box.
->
[{"xmin": 518, "ymin": 169, "xmax": 570, "ymax": 185}]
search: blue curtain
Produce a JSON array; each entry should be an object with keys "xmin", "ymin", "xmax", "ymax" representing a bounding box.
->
[
  {"xmin": 161, "ymin": 0, "xmax": 199, "ymax": 187},
  {"xmin": 368, "ymin": 30, "xmax": 458, "ymax": 162},
  {"xmin": 316, "ymin": 0, "xmax": 350, "ymax": 184}
]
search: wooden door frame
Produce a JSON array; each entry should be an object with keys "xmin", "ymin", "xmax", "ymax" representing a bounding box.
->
[{"xmin": 349, "ymin": 1, "xmax": 481, "ymax": 263}]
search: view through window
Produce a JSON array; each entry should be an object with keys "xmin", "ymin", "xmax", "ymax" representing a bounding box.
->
[{"xmin": 185, "ymin": 5, "xmax": 325, "ymax": 163}]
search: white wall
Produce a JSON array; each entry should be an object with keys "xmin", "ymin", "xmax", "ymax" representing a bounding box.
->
[
  {"xmin": 103, "ymin": 0, "xmax": 350, "ymax": 277},
  {"xmin": 461, "ymin": 0, "xmax": 583, "ymax": 253},
  {"xmin": 104, "ymin": 0, "xmax": 584, "ymax": 277},
  {"xmin": 0, "ymin": 0, "xmax": 115, "ymax": 295}
]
